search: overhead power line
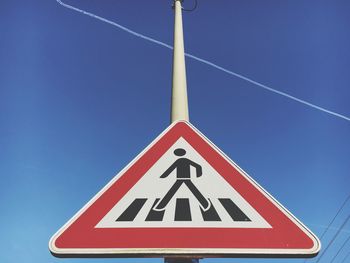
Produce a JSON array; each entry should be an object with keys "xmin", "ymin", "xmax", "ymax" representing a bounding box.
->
[
  {"xmin": 315, "ymin": 214, "xmax": 350, "ymax": 263},
  {"xmin": 304, "ymin": 194, "xmax": 350, "ymax": 263},
  {"xmin": 55, "ymin": 0, "xmax": 350, "ymax": 123},
  {"xmin": 340, "ymin": 250, "xmax": 350, "ymax": 263},
  {"xmin": 318, "ymin": 194, "xmax": 350, "ymax": 240},
  {"xmin": 329, "ymin": 233, "xmax": 350, "ymax": 263}
]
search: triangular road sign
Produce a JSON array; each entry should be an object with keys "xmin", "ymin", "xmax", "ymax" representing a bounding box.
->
[{"xmin": 49, "ymin": 121, "xmax": 320, "ymax": 258}]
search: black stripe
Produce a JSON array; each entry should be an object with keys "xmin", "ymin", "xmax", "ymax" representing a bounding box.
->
[
  {"xmin": 146, "ymin": 199, "xmax": 165, "ymax": 221},
  {"xmin": 200, "ymin": 199, "xmax": 221, "ymax": 221},
  {"xmin": 116, "ymin": 198, "xmax": 147, "ymax": 221},
  {"xmin": 175, "ymin": 198, "xmax": 191, "ymax": 221},
  {"xmin": 219, "ymin": 198, "xmax": 251, "ymax": 221}
]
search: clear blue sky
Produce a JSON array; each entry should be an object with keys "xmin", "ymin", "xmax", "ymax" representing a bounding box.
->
[{"xmin": 1, "ymin": 0, "xmax": 350, "ymax": 262}]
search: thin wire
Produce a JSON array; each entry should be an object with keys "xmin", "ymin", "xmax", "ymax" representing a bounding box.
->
[
  {"xmin": 329, "ymin": 233, "xmax": 350, "ymax": 263},
  {"xmin": 303, "ymin": 194, "xmax": 350, "ymax": 262},
  {"xmin": 340, "ymin": 250, "xmax": 350, "ymax": 263},
  {"xmin": 56, "ymin": 0, "xmax": 173, "ymax": 50},
  {"xmin": 182, "ymin": 0, "xmax": 198, "ymax": 12},
  {"xmin": 183, "ymin": 53, "xmax": 350, "ymax": 122},
  {"xmin": 307, "ymin": 224, "xmax": 350, "ymax": 234},
  {"xmin": 56, "ymin": 0, "xmax": 350, "ymax": 123},
  {"xmin": 318, "ymin": 194, "xmax": 350, "ymax": 240},
  {"xmin": 315, "ymin": 214, "xmax": 350, "ymax": 263}
]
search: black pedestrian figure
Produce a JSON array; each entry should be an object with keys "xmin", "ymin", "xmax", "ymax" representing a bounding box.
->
[{"xmin": 154, "ymin": 148, "xmax": 211, "ymax": 211}]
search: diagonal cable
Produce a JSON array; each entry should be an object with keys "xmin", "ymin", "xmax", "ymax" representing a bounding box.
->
[
  {"xmin": 303, "ymin": 194, "xmax": 350, "ymax": 262},
  {"xmin": 315, "ymin": 214, "xmax": 350, "ymax": 263},
  {"xmin": 329, "ymin": 233, "xmax": 350, "ymax": 263},
  {"xmin": 340, "ymin": 250, "xmax": 350, "ymax": 263}
]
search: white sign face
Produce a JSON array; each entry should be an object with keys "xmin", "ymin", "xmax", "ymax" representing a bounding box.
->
[{"xmin": 96, "ymin": 137, "xmax": 271, "ymax": 229}]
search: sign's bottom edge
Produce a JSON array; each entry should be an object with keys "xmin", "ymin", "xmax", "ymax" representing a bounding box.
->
[{"xmin": 50, "ymin": 250, "xmax": 320, "ymax": 259}]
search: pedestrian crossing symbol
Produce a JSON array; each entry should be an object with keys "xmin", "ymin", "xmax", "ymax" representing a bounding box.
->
[
  {"xmin": 97, "ymin": 140, "xmax": 269, "ymax": 229},
  {"xmin": 49, "ymin": 121, "xmax": 320, "ymax": 258}
]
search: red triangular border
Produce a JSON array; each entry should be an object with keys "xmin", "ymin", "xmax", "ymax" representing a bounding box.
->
[{"xmin": 49, "ymin": 121, "xmax": 320, "ymax": 257}]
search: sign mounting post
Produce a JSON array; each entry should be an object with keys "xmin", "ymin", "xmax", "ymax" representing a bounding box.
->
[{"xmin": 171, "ymin": 0, "xmax": 189, "ymax": 123}]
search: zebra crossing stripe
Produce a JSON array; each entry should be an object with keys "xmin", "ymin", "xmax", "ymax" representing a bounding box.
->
[
  {"xmin": 145, "ymin": 199, "xmax": 164, "ymax": 221},
  {"xmin": 219, "ymin": 198, "xmax": 251, "ymax": 222},
  {"xmin": 116, "ymin": 198, "xmax": 146, "ymax": 222},
  {"xmin": 200, "ymin": 199, "xmax": 221, "ymax": 221},
  {"xmin": 175, "ymin": 198, "xmax": 191, "ymax": 221}
]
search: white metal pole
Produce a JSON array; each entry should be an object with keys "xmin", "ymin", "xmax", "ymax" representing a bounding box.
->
[{"xmin": 171, "ymin": 0, "xmax": 189, "ymax": 123}]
